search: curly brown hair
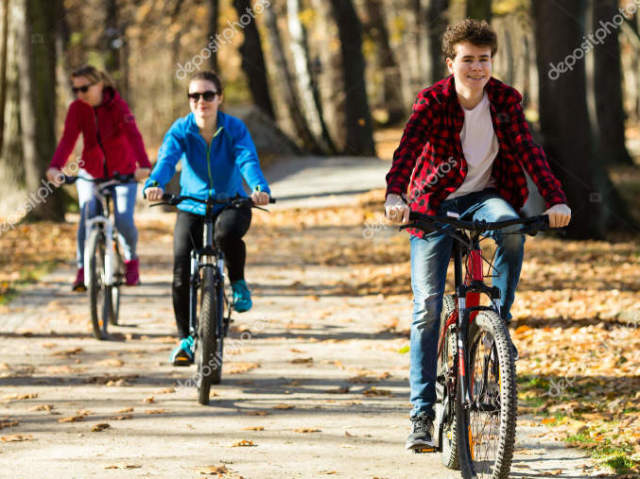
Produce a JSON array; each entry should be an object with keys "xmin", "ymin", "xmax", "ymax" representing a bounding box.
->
[{"xmin": 442, "ymin": 19, "xmax": 497, "ymax": 59}]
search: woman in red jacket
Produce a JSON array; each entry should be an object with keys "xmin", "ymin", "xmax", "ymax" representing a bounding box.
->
[{"xmin": 46, "ymin": 65, "xmax": 151, "ymax": 291}]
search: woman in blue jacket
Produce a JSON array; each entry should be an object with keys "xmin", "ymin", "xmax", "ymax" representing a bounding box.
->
[{"xmin": 144, "ymin": 71, "xmax": 271, "ymax": 365}]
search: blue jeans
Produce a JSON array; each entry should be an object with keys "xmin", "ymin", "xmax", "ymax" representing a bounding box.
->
[
  {"xmin": 409, "ymin": 189, "xmax": 525, "ymax": 419},
  {"xmin": 76, "ymin": 174, "xmax": 139, "ymax": 268}
]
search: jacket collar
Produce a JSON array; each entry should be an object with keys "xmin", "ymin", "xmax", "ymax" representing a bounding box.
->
[{"xmin": 185, "ymin": 110, "xmax": 226, "ymax": 135}]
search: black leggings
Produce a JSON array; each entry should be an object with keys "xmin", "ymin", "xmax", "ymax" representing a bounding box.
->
[{"xmin": 173, "ymin": 207, "xmax": 252, "ymax": 338}]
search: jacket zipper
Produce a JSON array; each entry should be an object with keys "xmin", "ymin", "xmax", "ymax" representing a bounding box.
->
[{"xmin": 206, "ymin": 126, "xmax": 223, "ymax": 198}]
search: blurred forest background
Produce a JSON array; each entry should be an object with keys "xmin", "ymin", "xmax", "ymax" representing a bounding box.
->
[{"xmin": 0, "ymin": 0, "xmax": 639, "ymax": 238}]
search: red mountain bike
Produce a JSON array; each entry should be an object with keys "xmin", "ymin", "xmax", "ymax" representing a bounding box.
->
[{"xmin": 404, "ymin": 212, "xmax": 550, "ymax": 479}]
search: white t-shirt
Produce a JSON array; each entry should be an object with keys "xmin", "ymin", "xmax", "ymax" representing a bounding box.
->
[{"xmin": 446, "ymin": 92, "xmax": 498, "ymax": 200}]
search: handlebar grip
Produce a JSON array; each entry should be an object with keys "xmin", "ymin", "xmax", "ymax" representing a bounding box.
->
[{"xmin": 269, "ymin": 198, "xmax": 276, "ymax": 204}]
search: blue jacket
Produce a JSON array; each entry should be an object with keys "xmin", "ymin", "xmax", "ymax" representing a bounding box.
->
[{"xmin": 144, "ymin": 111, "xmax": 270, "ymax": 216}]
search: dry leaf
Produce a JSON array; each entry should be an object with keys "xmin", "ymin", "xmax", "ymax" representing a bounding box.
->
[
  {"xmin": 143, "ymin": 396, "xmax": 155, "ymax": 404},
  {"xmin": 145, "ymin": 409, "xmax": 168, "ymax": 415},
  {"xmin": 291, "ymin": 357, "xmax": 313, "ymax": 364},
  {"xmin": 0, "ymin": 419, "xmax": 19, "ymax": 429},
  {"xmin": 226, "ymin": 362, "xmax": 260, "ymax": 374},
  {"xmin": 197, "ymin": 465, "xmax": 228, "ymax": 475},
  {"xmin": 58, "ymin": 415, "xmax": 85, "ymax": 423},
  {"xmin": 91, "ymin": 423, "xmax": 110, "ymax": 432},
  {"xmin": 242, "ymin": 426, "xmax": 264, "ymax": 431},
  {"xmin": 362, "ymin": 388, "xmax": 393, "ymax": 397},
  {"xmin": 245, "ymin": 410, "xmax": 269, "ymax": 416},
  {"xmin": 273, "ymin": 404, "xmax": 295, "ymax": 410},
  {"xmin": 1, "ymin": 434, "xmax": 32, "ymax": 442},
  {"xmin": 117, "ymin": 407, "xmax": 134, "ymax": 413},
  {"xmin": 294, "ymin": 428, "xmax": 321, "ymax": 433},
  {"xmin": 231, "ymin": 439, "xmax": 256, "ymax": 447}
]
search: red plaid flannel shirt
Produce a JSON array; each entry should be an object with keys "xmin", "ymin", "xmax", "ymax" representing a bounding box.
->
[{"xmin": 385, "ymin": 75, "xmax": 567, "ymax": 238}]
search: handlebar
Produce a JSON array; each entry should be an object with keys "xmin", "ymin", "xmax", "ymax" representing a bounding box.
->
[
  {"xmin": 404, "ymin": 212, "xmax": 550, "ymax": 236},
  {"xmin": 62, "ymin": 173, "xmax": 135, "ymax": 185},
  {"xmin": 152, "ymin": 193, "xmax": 276, "ymax": 209}
]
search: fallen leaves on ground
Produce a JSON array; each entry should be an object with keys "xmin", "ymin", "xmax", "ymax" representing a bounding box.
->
[
  {"xmin": 0, "ymin": 419, "xmax": 19, "ymax": 429},
  {"xmin": 1, "ymin": 434, "xmax": 33, "ymax": 442},
  {"xmin": 294, "ymin": 428, "xmax": 321, "ymax": 433},
  {"xmin": 91, "ymin": 423, "xmax": 110, "ymax": 432},
  {"xmin": 226, "ymin": 362, "xmax": 260, "ymax": 374},
  {"xmin": 231, "ymin": 439, "xmax": 256, "ymax": 447}
]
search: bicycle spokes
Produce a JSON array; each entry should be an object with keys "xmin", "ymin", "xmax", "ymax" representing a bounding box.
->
[{"xmin": 469, "ymin": 330, "xmax": 501, "ymax": 476}]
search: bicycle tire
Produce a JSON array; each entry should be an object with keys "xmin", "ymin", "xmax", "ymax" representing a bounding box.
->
[
  {"xmin": 197, "ymin": 267, "xmax": 220, "ymax": 405},
  {"xmin": 109, "ymin": 249, "xmax": 123, "ymax": 326},
  {"xmin": 438, "ymin": 294, "xmax": 459, "ymax": 469},
  {"xmin": 211, "ymin": 283, "xmax": 225, "ymax": 385},
  {"xmin": 457, "ymin": 310, "xmax": 517, "ymax": 479},
  {"xmin": 87, "ymin": 229, "xmax": 110, "ymax": 340}
]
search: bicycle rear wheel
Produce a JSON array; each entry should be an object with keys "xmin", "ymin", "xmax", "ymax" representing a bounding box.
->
[
  {"xmin": 87, "ymin": 229, "xmax": 110, "ymax": 340},
  {"xmin": 437, "ymin": 294, "xmax": 460, "ymax": 469},
  {"xmin": 197, "ymin": 267, "xmax": 221, "ymax": 405},
  {"xmin": 457, "ymin": 310, "xmax": 517, "ymax": 479}
]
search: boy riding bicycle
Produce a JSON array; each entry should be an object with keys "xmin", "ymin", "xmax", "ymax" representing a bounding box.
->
[{"xmin": 383, "ymin": 19, "xmax": 571, "ymax": 451}]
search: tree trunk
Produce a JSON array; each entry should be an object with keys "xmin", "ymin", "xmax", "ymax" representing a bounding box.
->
[
  {"xmin": 421, "ymin": 0, "xmax": 449, "ymax": 84},
  {"xmin": 20, "ymin": 0, "xmax": 64, "ymax": 221},
  {"xmin": 233, "ymin": 0, "xmax": 275, "ymax": 120},
  {"xmin": 286, "ymin": 0, "xmax": 335, "ymax": 153},
  {"xmin": 592, "ymin": 0, "xmax": 632, "ymax": 165},
  {"xmin": 0, "ymin": 0, "xmax": 8, "ymax": 154},
  {"xmin": 533, "ymin": 0, "xmax": 631, "ymax": 238},
  {"xmin": 467, "ymin": 0, "xmax": 492, "ymax": 21},
  {"xmin": 208, "ymin": 0, "xmax": 219, "ymax": 72},
  {"xmin": 308, "ymin": 0, "xmax": 346, "ymax": 150},
  {"xmin": 328, "ymin": 0, "xmax": 376, "ymax": 156},
  {"xmin": 2, "ymin": 0, "xmax": 24, "ymax": 182},
  {"xmin": 361, "ymin": 0, "xmax": 406, "ymax": 123},
  {"xmin": 263, "ymin": 3, "xmax": 321, "ymax": 152}
]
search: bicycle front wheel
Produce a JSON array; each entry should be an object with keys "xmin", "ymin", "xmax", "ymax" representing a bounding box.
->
[
  {"xmin": 109, "ymin": 247, "xmax": 123, "ymax": 326},
  {"xmin": 197, "ymin": 267, "xmax": 220, "ymax": 405},
  {"xmin": 87, "ymin": 229, "xmax": 110, "ymax": 340},
  {"xmin": 437, "ymin": 294, "xmax": 460, "ymax": 469},
  {"xmin": 457, "ymin": 310, "xmax": 517, "ymax": 479}
]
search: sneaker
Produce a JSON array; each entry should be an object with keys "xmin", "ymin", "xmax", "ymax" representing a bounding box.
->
[
  {"xmin": 72, "ymin": 268, "xmax": 86, "ymax": 292},
  {"xmin": 170, "ymin": 336, "xmax": 194, "ymax": 366},
  {"xmin": 125, "ymin": 258, "xmax": 140, "ymax": 286},
  {"xmin": 231, "ymin": 279, "xmax": 252, "ymax": 313},
  {"xmin": 406, "ymin": 413, "xmax": 436, "ymax": 451}
]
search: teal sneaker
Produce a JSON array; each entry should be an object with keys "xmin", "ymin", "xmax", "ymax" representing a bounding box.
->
[
  {"xmin": 231, "ymin": 279, "xmax": 252, "ymax": 313},
  {"xmin": 170, "ymin": 336, "xmax": 194, "ymax": 366}
]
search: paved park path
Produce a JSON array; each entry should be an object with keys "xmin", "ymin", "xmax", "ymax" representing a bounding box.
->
[{"xmin": 0, "ymin": 157, "xmax": 607, "ymax": 478}]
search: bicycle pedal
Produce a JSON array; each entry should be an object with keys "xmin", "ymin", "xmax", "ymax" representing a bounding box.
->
[{"xmin": 412, "ymin": 446, "xmax": 436, "ymax": 454}]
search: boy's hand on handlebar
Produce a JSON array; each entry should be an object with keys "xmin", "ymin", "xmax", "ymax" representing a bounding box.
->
[
  {"xmin": 145, "ymin": 187, "xmax": 164, "ymax": 201},
  {"xmin": 385, "ymin": 193, "xmax": 410, "ymax": 224},
  {"xmin": 46, "ymin": 168, "xmax": 65, "ymax": 187},
  {"xmin": 251, "ymin": 190, "xmax": 270, "ymax": 206},
  {"xmin": 134, "ymin": 168, "xmax": 151, "ymax": 182},
  {"xmin": 544, "ymin": 203, "xmax": 571, "ymax": 228}
]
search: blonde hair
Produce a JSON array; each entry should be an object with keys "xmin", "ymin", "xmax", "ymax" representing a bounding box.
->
[{"xmin": 71, "ymin": 65, "xmax": 115, "ymax": 89}]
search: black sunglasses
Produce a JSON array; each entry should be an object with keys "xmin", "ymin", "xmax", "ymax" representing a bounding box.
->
[
  {"xmin": 72, "ymin": 82, "xmax": 97, "ymax": 94},
  {"xmin": 187, "ymin": 90, "xmax": 219, "ymax": 102}
]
